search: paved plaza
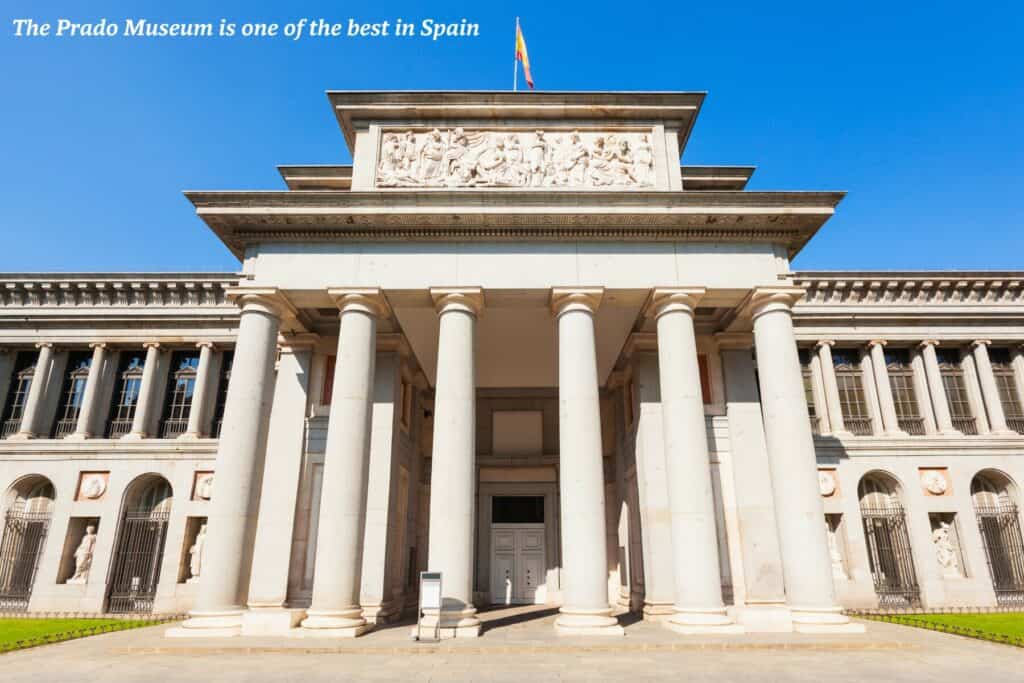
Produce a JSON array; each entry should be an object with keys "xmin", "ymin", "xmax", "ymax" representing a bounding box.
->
[{"xmin": 1, "ymin": 606, "xmax": 1019, "ymax": 681}]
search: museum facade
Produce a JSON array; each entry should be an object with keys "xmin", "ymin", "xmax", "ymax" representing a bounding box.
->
[{"xmin": 1, "ymin": 91, "xmax": 1022, "ymax": 638}]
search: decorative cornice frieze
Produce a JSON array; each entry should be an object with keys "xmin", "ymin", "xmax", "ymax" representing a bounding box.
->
[
  {"xmin": 794, "ymin": 273, "xmax": 1024, "ymax": 307},
  {"xmin": 0, "ymin": 274, "xmax": 239, "ymax": 309}
]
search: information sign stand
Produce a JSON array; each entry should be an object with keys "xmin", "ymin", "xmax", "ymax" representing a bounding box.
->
[{"xmin": 413, "ymin": 571, "xmax": 442, "ymax": 642}]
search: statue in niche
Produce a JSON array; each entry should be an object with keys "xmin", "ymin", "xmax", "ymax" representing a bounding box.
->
[
  {"xmin": 67, "ymin": 525, "xmax": 97, "ymax": 584},
  {"xmin": 633, "ymin": 134, "xmax": 654, "ymax": 185},
  {"xmin": 932, "ymin": 522, "xmax": 960, "ymax": 576},
  {"xmin": 188, "ymin": 523, "xmax": 207, "ymax": 583},
  {"xmin": 825, "ymin": 520, "xmax": 846, "ymax": 579},
  {"xmin": 417, "ymin": 129, "xmax": 447, "ymax": 183}
]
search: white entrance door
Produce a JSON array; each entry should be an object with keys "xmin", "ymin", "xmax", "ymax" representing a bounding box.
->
[{"xmin": 490, "ymin": 524, "xmax": 546, "ymax": 605}]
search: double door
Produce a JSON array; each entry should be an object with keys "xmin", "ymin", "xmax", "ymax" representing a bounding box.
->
[{"xmin": 490, "ymin": 524, "xmax": 545, "ymax": 605}]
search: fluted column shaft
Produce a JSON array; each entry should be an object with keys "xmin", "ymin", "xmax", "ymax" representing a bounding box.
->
[
  {"xmin": 751, "ymin": 288, "xmax": 859, "ymax": 633},
  {"xmin": 15, "ymin": 343, "xmax": 54, "ymax": 438},
  {"xmin": 183, "ymin": 342, "xmax": 216, "ymax": 438},
  {"xmin": 302, "ymin": 290, "xmax": 388, "ymax": 636},
  {"xmin": 425, "ymin": 288, "xmax": 483, "ymax": 637},
  {"xmin": 816, "ymin": 341, "xmax": 847, "ymax": 435},
  {"xmin": 71, "ymin": 343, "xmax": 108, "ymax": 438},
  {"xmin": 868, "ymin": 340, "xmax": 904, "ymax": 435},
  {"xmin": 171, "ymin": 291, "xmax": 284, "ymax": 637},
  {"xmin": 551, "ymin": 288, "xmax": 622, "ymax": 636},
  {"xmin": 651, "ymin": 289, "xmax": 740, "ymax": 634},
  {"xmin": 919, "ymin": 341, "xmax": 957, "ymax": 434},
  {"xmin": 126, "ymin": 342, "xmax": 162, "ymax": 438},
  {"xmin": 972, "ymin": 340, "xmax": 1012, "ymax": 434},
  {"xmin": 1012, "ymin": 347, "xmax": 1024, "ymax": 424}
]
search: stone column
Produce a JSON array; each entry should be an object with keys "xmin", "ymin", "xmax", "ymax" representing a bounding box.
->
[
  {"xmin": 867, "ymin": 340, "xmax": 905, "ymax": 436},
  {"xmin": 182, "ymin": 342, "xmax": 217, "ymax": 439},
  {"xmin": 12, "ymin": 343, "xmax": 55, "ymax": 439},
  {"xmin": 243, "ymin": 337, "xmax": 315, "ymax": 635},
  {"xmin": 68, "ymin": 343, "xmax": 108, "ymax": 440},
  {"xmin": 551, "ymin": 288, "xmax": 623, "ymax": 636},
  {"xmin": 971, "ymin": 340, "xmax": 1013, "ymax": 435},
  {"xmin": 650, "ymin": 289, "xmax": 741, "ymax": 634},
  {"xmin": 423, "ymin": 288, "xmax": 483, "ymax": 638},
  {"xmin": 301, "ymin": 290, "xmax": 389, "ymax": 637},
  {"xmin": 961, "ymin": 350, "xmax": 991, "ymax": 434},
  {"xmin": 859, "ymin": 348, "xmax": 884, "ymax": 435},
  {"xmin": 1011, "ymin": 346, "xmax": 1024, "ymax": 424},
  {"xmin": 910, "ymin": 347, "xmax": 938, "ymax": 435},
  {"xmin": 750, "ymin": 288, "xmax": 861, "ymax": 633},
  {"xmin": 816, "ymin": 341, "xmax": 848, "ymax": 436},
  {"xmin": 168, "ymin": 289, "xmax": 286, "ymax": 638},
  {"xmin": 919, "ymin": 341, "xmax": 958, "ymax": 435},
  {"xmin": 124, "ymin": 342, "xmax": 162, "ymax": 439},
  {"xmin": 808, "ymin": 351, "xmax": 831, "ymax": 434}
]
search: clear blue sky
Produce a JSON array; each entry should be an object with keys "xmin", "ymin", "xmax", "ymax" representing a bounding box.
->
[{"xmin": 2, "ymin": 0, "xmax": 1021, "ymax": 273}]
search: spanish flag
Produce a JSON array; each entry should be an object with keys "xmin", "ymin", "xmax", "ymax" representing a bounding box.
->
[{"xmin": 515, "ymin": 19, "xmax": 534, "ymax": 90}]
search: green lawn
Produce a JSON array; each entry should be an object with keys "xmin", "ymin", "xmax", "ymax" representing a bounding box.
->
[
  {"xmin": 0, "ymin": 618, "xmax": 138, "ymax": 652},
  {"xmin": 902, "ymin": 612, "xmax": 1024, "ymax": 639}
]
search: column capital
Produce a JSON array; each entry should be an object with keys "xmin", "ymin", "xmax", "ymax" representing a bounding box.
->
[
  {"xmin": 34, "ymin": 341, "xmax": 54, "ymax": 350},
  {"xmin": 747, "ymin": 286, "xmax": 806, "ymax": 320},
  {"xmin": 327, "ymin": 287, "xmax": 391, "ymax": 318},
  {"xmin": 714, "ymin": 332, "xmax": 754, "ymax": 350},
  {"xmin": 645, "ymin": 287, "xmax": 706, "ymax": 319},
  {"xmin": 195, "ymin": 341, "xmax": 217, "ymax": 351},
  {"xmin": 142, "ymin": 341, "xmax": 162, "ymax": 351},
  {"xmin": 226, "ymin": 286, "xmax": 294, "ymax": 320},
  {"xmin": 918, "ymin": 339, "xmax": 940, "ymax": 349},
  {"xmin": 88, "ymin": 342, "xmax": 109, "ymax": 350},
  {"xmin": 430, "ymin": 287, "xmax": 484, "ymax": 316},
  {"xmin": 815, "ymin": 339, "xmax": 836, "ymax": 350},
  {"xmin": 971, "ymin": 339, "xmax": 993, "ymax": 349},
  {"xmin": 550, "ymin": 287, "xmax": 603, "ymax": 316},
  {"xmin": 867, "ymin": 339, "xmax": 888, "ymax": 349},
  {"xmin": 276, "ymin": 332, "xmax": 320, "ymax": 353}
]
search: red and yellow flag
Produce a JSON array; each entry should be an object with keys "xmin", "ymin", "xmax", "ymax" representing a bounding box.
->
[{"xmin": 515, "ymin": 20, "xmax": 534, "ymax": 89}]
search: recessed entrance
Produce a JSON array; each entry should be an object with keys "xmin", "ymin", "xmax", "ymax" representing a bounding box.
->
[{"xmin": 490, "ymin": 496, "xmax": 546, "ymax": 605}]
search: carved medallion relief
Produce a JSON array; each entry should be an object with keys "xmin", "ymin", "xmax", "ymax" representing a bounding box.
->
[{"xmin": 375, "ymin": 128, "xmax": 656, "ymax": 189}]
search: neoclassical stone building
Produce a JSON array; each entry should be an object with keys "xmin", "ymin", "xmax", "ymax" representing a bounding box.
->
[{"xmin": 1, "ymin": 91, "xmax": 1022, "ymax": 639}]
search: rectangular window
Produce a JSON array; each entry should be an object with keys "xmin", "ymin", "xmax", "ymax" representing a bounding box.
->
[
  {"xmin": 107, "ymin": 352, "xmax": 146, "ymax": 438},
  {"xmin": 936, "ymin": 349, "xmax": 977, "ymax": 435},
  {"xmin": 2, "ymin": 352, "xmax": 35, "ymax": 438},
  {"xmin": 161, "ymin": 351, "xmax": 200, "ymax": 438},
  {"xmin": 885, "ymin": 349, "xmax": 923, "ymax": 435},
  {"xmin": 799, "ymin": 349, "xmax": 820, "ymax": 435},
  {"xmin": 990, "ymin": 348, "xmax": 1024, "ymax": 434},
  {"xmin": 212, "ymin": 351, "xmax": 233, "ymax": 437},
  {"xmin": 833, "ymin": 350, "xmax": 872, "ymax": 435},
  {"xmin": 52, "ymin": 351, "xmax": 92, "ymax": 438}
]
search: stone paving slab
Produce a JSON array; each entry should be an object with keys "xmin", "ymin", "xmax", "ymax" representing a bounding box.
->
[{"xmin": 2, "ymin": 607, "xmax": 1021, "ymax": 682}]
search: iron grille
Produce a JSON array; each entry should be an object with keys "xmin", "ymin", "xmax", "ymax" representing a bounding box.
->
[
  {"xmin": 1, "ymin": 419, "xmax": 20, "ymax": 438},
  {"xmin": 53, "ymin": 418, "xmax": 77, "ymax": 438},
  {"xmin": 0, "ymin": 510, "xmax": 50, "ymax": 611},
  {"xmin": 107, "ymin": 418, "xmax": 134, "ymax": 438},
  {"xmin": 975, "ymin": 504, "xmax": 1024, "ymax": 607},
  {"xmin": 860, "ymin": 506, "xmax": 921, "ymax": 607},
  {"xmin": 160, "ymin": 418, "xmax": 189, "ymax": 439},
  {"xmin": 106, "ymin": 509, "xmax": 170, "ymax": 614},
  {"xmin": 1008, "ymin": 418, "xmax": 1024, "ymax": 435},
  {"xmin": 844, "ymin": 417, "xmax": 874, "ymax": 436},
  {"xmin": 953, "ymin": 417, "xmax": 978, "ymax": 435},
  {"xmin": 898, "ymin": 418, "xmax": 926, "ymax": 435}
]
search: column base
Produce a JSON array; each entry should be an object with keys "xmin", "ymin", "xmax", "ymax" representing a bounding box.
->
[
  {"xmin": 642, "ymin": 601, "xmax": 676, "ymax": 621},
  {"xmin": 241, "ymin": 608, "xmax": 307, "ymax": 636},
  {"xmin": 165, "ymin": 609, "xmax": 244, "ymax": 638},
  {"xmin": 790, "ymin": 606, "xmax": 866, "ymax": 634},
  {"xmin": 410, "ymin": 607, "xmax": 482, "ymax": 639},
  {"xmin": 120, "ymin": 432, "xmax": 147, "ymax": 441},
  {"xmin": 554, "ymin": 608, "xmax": 624, "ymax": 636},
  {"xmin": 361, "ymin": 599, "xmax": 402, "ymax": 625},
  {"xmin": 6, "ymin": 432, "xmax": 34, "ymax": 441},
  {"xmin": 665, "ymin": 607, "xmax": 744, "ymax": 635},
  {"xmin": 63, "ymin": 432, "xmax": 91, "ymax": 442},
  {"xmin": 729, "ymin": 603, "xmax": 793, "ymax": 633},
  {"xmin": 300, "ymin": 608, "xmax": 371, "ymax": 637},
  {"xmin": 177, "ymin": 432, "xmax": 204, "ymax": 441}
]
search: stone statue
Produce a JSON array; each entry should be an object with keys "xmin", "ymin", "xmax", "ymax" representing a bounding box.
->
[
  {"xmin": 633, "ymin": 134, "xmax": 654, "ymax": 185},
  {"xmin": 417, "ymin": 129, "xmax": 447, "ymax": 183},
  {"xmin": 825, "ymin": 520, "xmax": 846, "ymax": 578},
  {"xmin": 527, "ymin": 130, "xmax": 549, "ymax": 187},
  {"xmin": 932, "ymin": 522, "xmax": 959, "ymax": 576},
  {"xmin": 188, "ymin": 523, "xmax": 208, "ymax": 583},
  {"xmin": 67, "ymin": 525, "xmax": 97, "ymax": 584}
]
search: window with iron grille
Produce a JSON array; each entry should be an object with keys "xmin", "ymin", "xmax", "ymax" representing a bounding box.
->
[
  {"xmin": 798, "ymin": 349, "xmax": 820, "ymax": 434},
  {"xmin": 885, "ymin": 349, "xmax": 924, "ymax": 435},
  {"xmin": 107, "ymin": 353, "xmax": 145, "ymax": 438},
  {"xmin": 160, "ymin": 351, "xmax": 199, "ymax": 438},
  {"xmin": 833, "ymin": 350, "xmax": 872, "ymax": 435},
  {"xmin": 52, "ymin": 352, "xmax": 92, "ymax": 438},
  {"xmin": 212, "ymin": 351, "xmax": 233, "ymax": 438},
  {"xmin": 989, "ymin": 348, "xmax": 1024, "ymax": 434},
  {"xmin": 2, "ymin": 353, "xmax": 35, "ymax": 439},
  {"xmin": 937, "ymin": 349, "xmax": 977, "ymax": 434}
]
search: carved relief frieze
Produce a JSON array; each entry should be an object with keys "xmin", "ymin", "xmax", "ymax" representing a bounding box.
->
[{"xmin": 376, "ymin": 128, "xmax": 656, "ymax": 189}]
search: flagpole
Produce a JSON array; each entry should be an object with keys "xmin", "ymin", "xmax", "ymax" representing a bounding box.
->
[{"xmin": 513, "ymin": 17, "xmax": 520, "ymax": 92}]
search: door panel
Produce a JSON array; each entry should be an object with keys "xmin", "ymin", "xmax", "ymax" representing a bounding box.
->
[{"xmin": 490, "ymin": 525, "xmax": 546, "ymax": 605}]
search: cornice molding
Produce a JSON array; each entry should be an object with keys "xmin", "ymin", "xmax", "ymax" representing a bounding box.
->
[
  {"xmin": 795, "ymin": 274, "xmax": 1024, "ymax": 308},
  {"xmin": 0, "ymin": 275, "xmax": 240, "ymax": 310}
]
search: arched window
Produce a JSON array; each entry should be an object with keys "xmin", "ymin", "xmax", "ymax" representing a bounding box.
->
[
  {"xmin": 0, "ymin": 476, "xmax": 55, "ymax": 610},
  {"xmin": 107, "ymin": 476, "xmax": 173, "ymax": 613},
  {"xmin": 971, "ymin": 471, "xmax": 1024, "ymax": 606},
  {"xmin": 858, "ymin": 473, "xmax": 920, "ymax": 607}
]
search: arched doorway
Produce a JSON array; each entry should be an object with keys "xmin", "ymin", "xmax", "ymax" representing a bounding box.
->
[
  {"xmin": 858, "ymin": 472, "xmax": 920, "ymax": 607},
  {"xmin": 971, "ymin": 470, "xmax": 1024, "ymax": 606},
  {"xmin": 0, "ymin": 476, "xmax": 55, "ymax": 610},
  {"xmin": 106, "ymin": 475, "xmax": 172, "ymax": 613}
]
